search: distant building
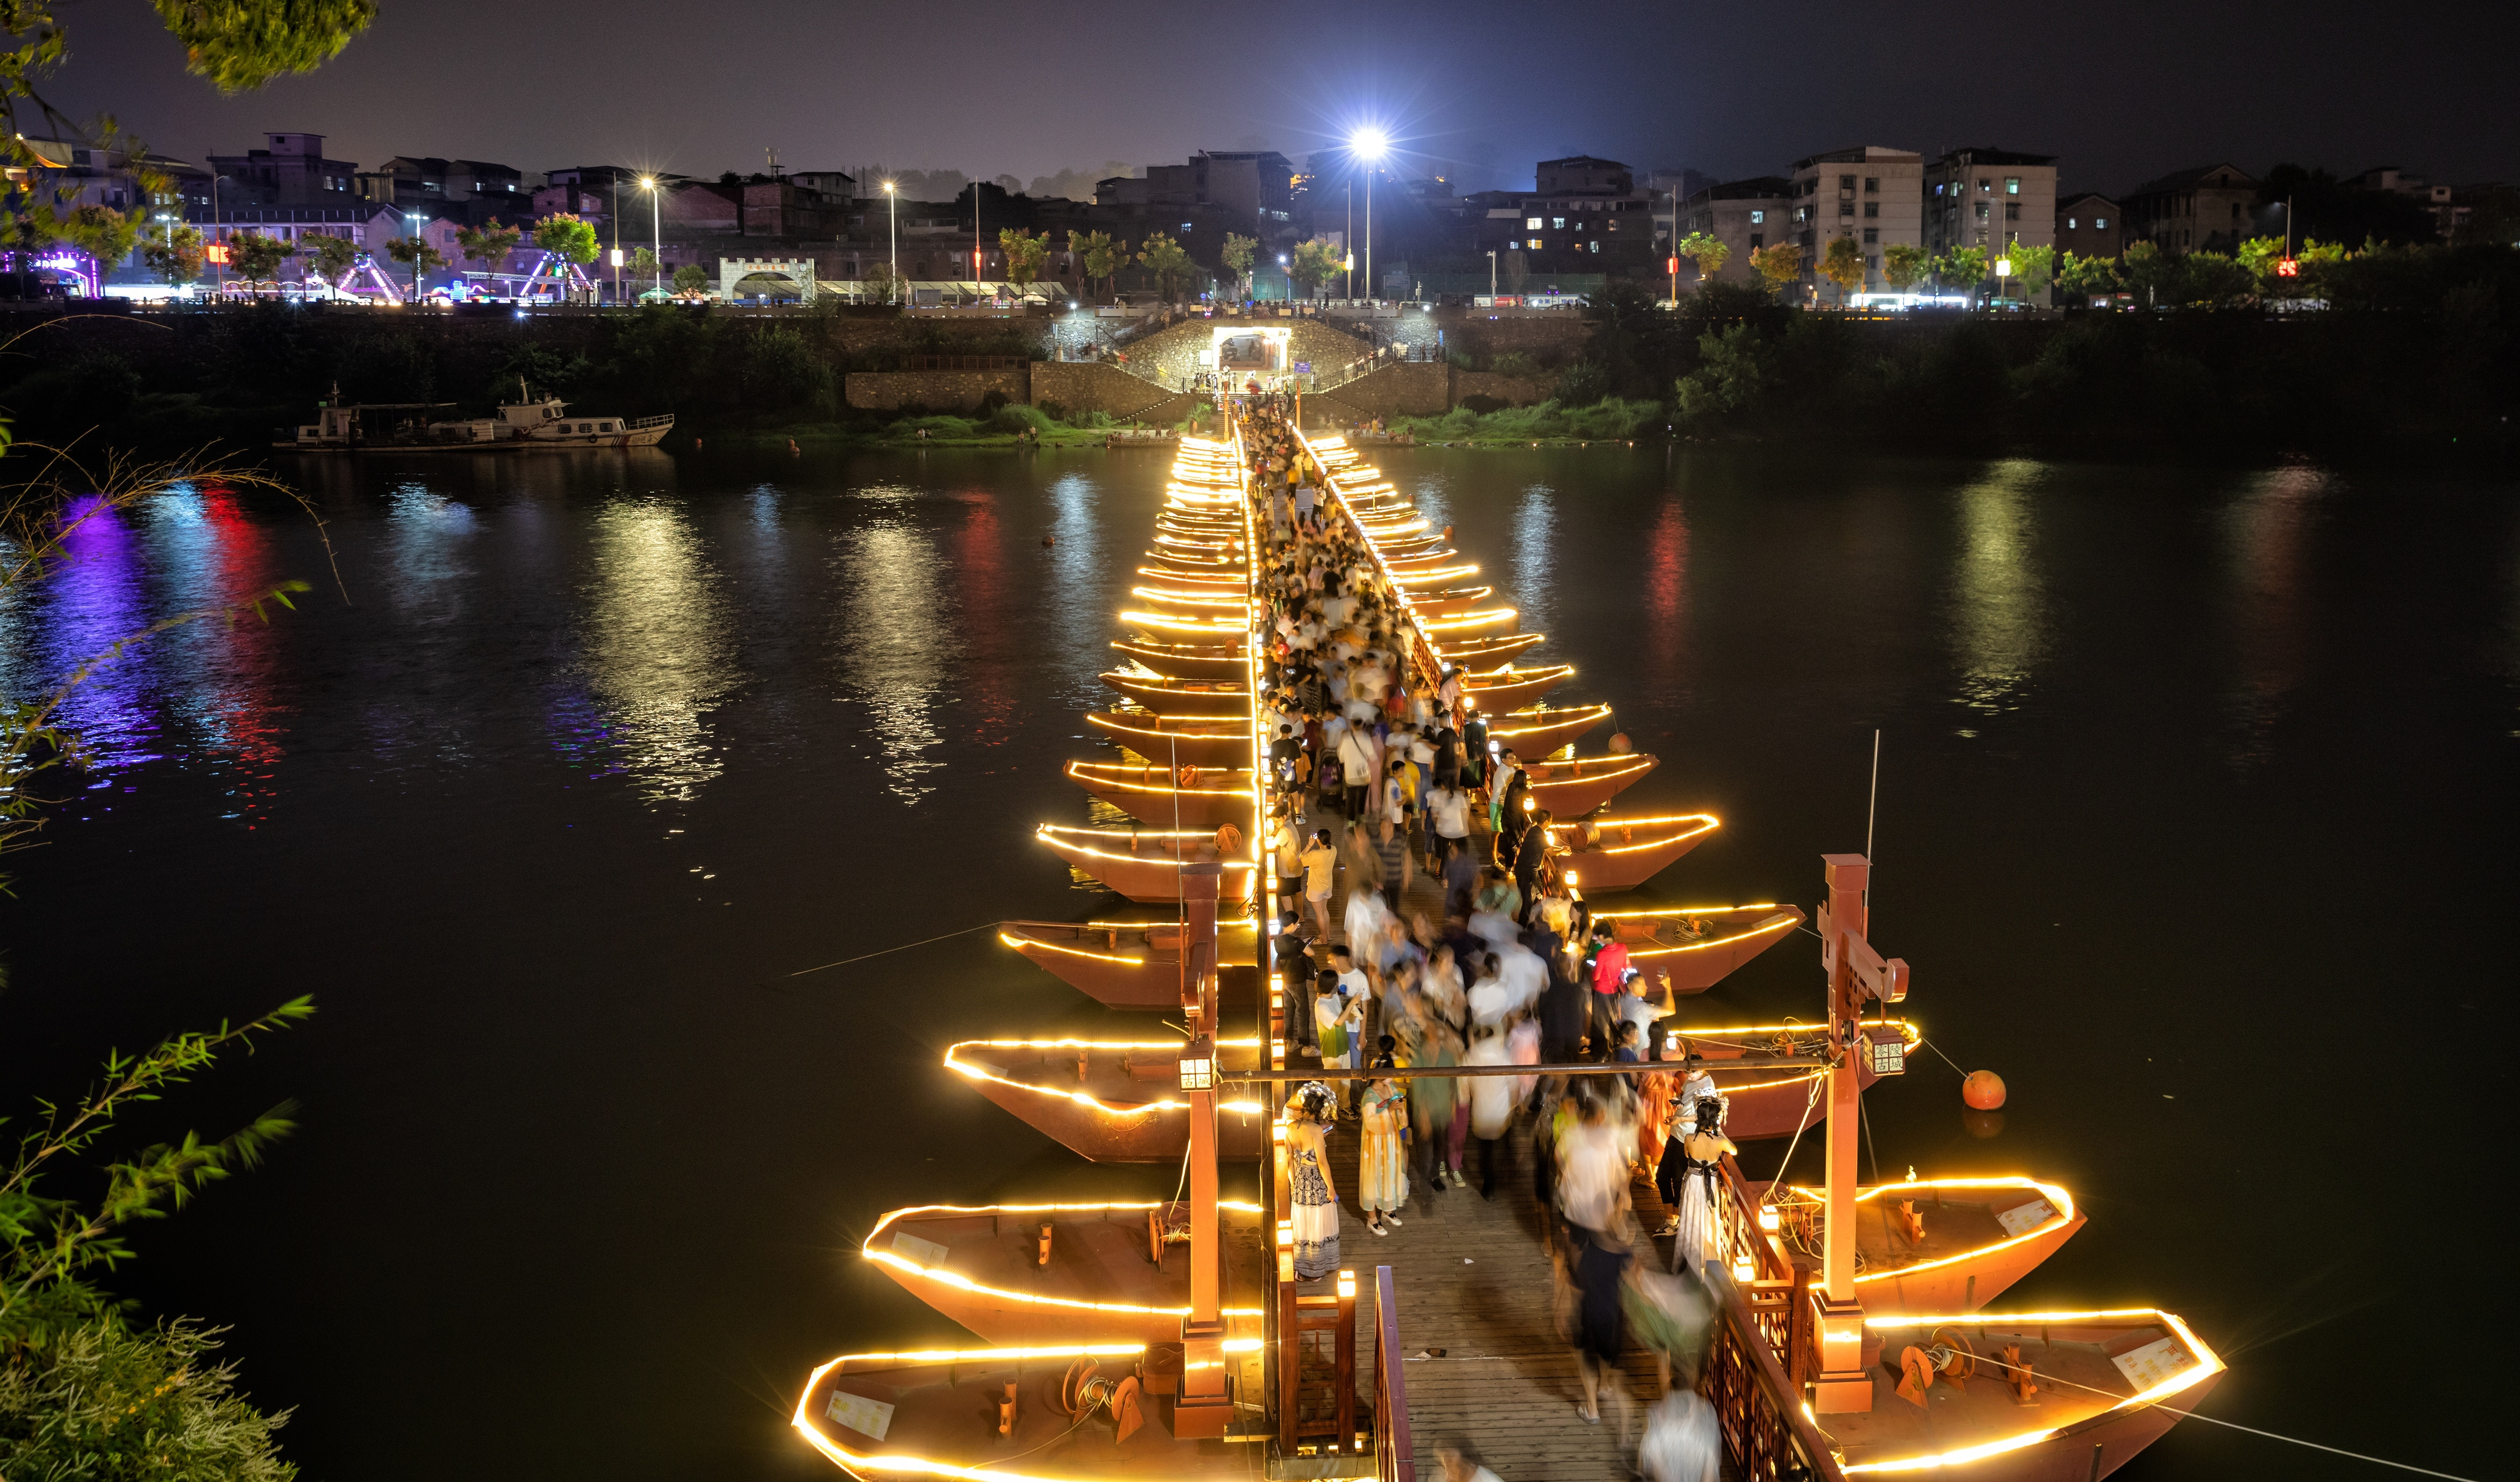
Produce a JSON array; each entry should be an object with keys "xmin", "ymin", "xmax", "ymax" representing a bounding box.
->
[
  {"xmin": 741, "ymin": 178, "xmax": 844, "ymax": 237},
  {"xmin": 205, "ymin": 132, "xmax": 359, "ymax": 208},
  {"xmin": 10, "ymin": 137, "xmax": 195, "ymax": 214},
  {"xmin": 1787, "ymin": 145, "xmax": 1924, "ymax": 297},
  {"xmin": 1676, "ymin": 176, "xmax": 1793, "ymax": 287},
  {"xmin": 788, "ymin": 170, "xmax": 858, "ymax": 203},
  {"xmin": 355, "ymin": 157, "xmax": 525, "ymax": 218},
  {"xmin": 1461, "ymin": 155, "xmax": 1657, "ymax": 274},
  {"xmin": 1118, "ymin": 150, "xmax": 1297, "ymax": 237},
  {"xmin": 2349, "ymin": 166, "xmax": 2465, "ymax": 237},
  {"xmin": 2123, "ymin": 163, "xmax": 2257, "ymax": 254},
  {"xmin": 186, "ymin": 203, "xmax": 403, "ymax": 252},
  {"xmin": 1925, "ymin": 147, "xmax": 2059, "ymax": 268},
  {"xmin": 2056, "ymin": 192, "xmax": 2123, "ymax": 260}
]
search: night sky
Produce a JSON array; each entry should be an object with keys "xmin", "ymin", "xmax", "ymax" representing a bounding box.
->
[{"xmin": 51, "ymin": 0, "xmax": 2520, "ymax": 199}]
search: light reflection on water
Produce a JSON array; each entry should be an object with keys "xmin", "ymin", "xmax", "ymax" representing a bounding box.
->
[
  {"xmin": 1947, "ymin": 462, "xmax": 2048, "ymax": 720},
  {"xmin": 574, "ymin": 498, "xmax": 738, "ymax": 804},
  {"xmin": 2219, "ymin": 465, "xmax": 2325, "ymax": 768},
  {"xmin": 831, "ymin": 487, "xmax": 959, "ymax": 804},
  {"xmin": 1509, "ymin": 483, "xmax": 1558, "ymax": 640},
  {"xmin": 8, "ymin": 497, "xmax": 165, "ymax": 772}
]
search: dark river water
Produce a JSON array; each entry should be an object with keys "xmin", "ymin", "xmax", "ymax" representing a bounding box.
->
[{"xmin": 0, "ymin": 444, "xmax": 2506, "ymax": 1482}]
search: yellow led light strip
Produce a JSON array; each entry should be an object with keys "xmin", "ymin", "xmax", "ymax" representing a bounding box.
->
[
  {"xmin": 1064, "ymin": 766, "xmax": 1256, "ymax": 800},
  {"xmin": 1621, "ymin": 917, "xmax": 1803, "ymax": 960},
  {"xmin": 1836, "ymin": 1308, "xmax": 2223, "ymax": 1475},
  {"xmin": 861, "ymin": 1200, "xmax": 1267, "ymax": 1320},
  {"xmin": 945, "ymin": 1037, "xmax": 1267, "ymax": 1118},
  {"xmin": 1662, "ymin": 1018, "xmax": 1921, "ymax": 1046},
  {"xmin": 1597, "ymin": 901, "xmax": 1785, "ymax": 919},
  {"xmin": 995, "ymin": 933, "xmax": 1147, "ymax": 966}
]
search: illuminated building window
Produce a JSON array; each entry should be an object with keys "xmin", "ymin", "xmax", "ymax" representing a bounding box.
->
[
  {"xmin": 2005, "ymin": 176, "xmax": 2021, "ymax": 195},
  {"xmin": 1525, "ymin": 216, "xmax": 1541, "ymax": 228},
  {"xmin": 1749, "ymin": 210, "xmax": 1764, "ymax": 223},
  {"xmin": 1551, "ymin": 217, "xmax": 1565, "ymax": 229},
  {"xmin": 2066, "ymin": 217, "xmax": 2077, "ymax": 229},
  {"xmin": 2095, "ymin": 215, "xmax": 2109, "ymax": 228},
  {"xmin": 1588, "ymin": 240, "xmax": 1599, "ymax": 253},
  {"xmin": 1526, "ymin": 237, "xmax": 1541, "ymax": 250},
  {"xmin": 1975, "ymin": 203, "xmax": 1990, "ymax": 222}
]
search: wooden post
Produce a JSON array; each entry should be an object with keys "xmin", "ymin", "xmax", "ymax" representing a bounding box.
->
[
  {"xmin": 1814, "ymin": 853, "xmax": 1873, "ymax": 1413},
  {"xmin": 1175, "ymin": 861, "xmax": 1232, "ymax": 1439},
  {"xmin": 1335, "ymin": 1268, "xmax": 1358, "ymax": 1453}
]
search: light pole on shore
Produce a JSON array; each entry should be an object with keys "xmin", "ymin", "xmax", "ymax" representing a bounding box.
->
[
  {"xmin": 885, "ymin": 180, "xmax": 898, "ymax": 305},
  {"xmin": 640, "ymin": 178, "xmax": 659, "ymax": 299},
  {"xmin": 1351, "ymin": 130, "xmax": 1385, "ymax": 303}
]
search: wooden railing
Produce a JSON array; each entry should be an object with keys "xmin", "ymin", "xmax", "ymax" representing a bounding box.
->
[
  {"xmin": 1372, "ymin": 1266, "xmax": 1414, "ymax": 1482},
  {"xmin": 1699, "ymin": 1262, "xmax": 1844, "ymax": 1482}
]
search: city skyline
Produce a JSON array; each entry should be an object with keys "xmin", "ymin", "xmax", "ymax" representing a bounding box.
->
[{"xmin": 44, "ymin": 0, "xmax": 2520, "ymax": 202}]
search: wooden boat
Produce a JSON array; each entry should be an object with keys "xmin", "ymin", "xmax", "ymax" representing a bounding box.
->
[
  {"xmin": 1593, "ymin": 902, "xmax": 1805, "ymax": 992},
  {"xmin": 998, "ymin": 920, "xmax": 1262, "ymax": 1007},
  {"xmin": 1760, "ymin": 1176, "xmax": 2088, "ymax": 1316},
  {"xmin": 1520, "ymin": 750, "xmax": 1657, "ymax": 815},
  {"xmin": 1460, "ymin": 662, "xmax": 1573, "ymax": 710},
  {"xmin": 1135, "ymin": 565, "xmax": 1242, "ymax": 588},
  {"xmin": 1827, "ymin": 1308, "xmax": 2221, "ymax": 1479},
  {"xmin": 1083, "ymin": 710, "xmax": 1251, "ymax": 771},
  {"xmin": 1418, "ymin": 605, "xmax": 1521, "ymax": 640},
  {"xmin": 1109, "ymin": 638, "xmax": 1245, "ymax": 681},
  {"xmin": 1127, "ymin": 585, "xmax": 1247, "ymax": 615},
  {"xmin": 1544, "ymin": 811, "xmax": 1721, "ymax": 892},
  {"xmin": 1035, "ymin": 824, "xmax": 1256, "ymax": 902},
  {"xmin": 1119, "ymin": 609, "xmax": 1245, "ymax": 643},
  {"xmin": 1064, "ymin": 761, "xmax": 1253, "ymax": 829},
  {"xmin": 859, "ymin": 1199, "xmax": 1272, "ymax": 1344},
  {"xmin": 1662, "ymin": 1018, "xmax": 1915, "ymax": 1139},
  {"xmin": 1485, "ymin": 702, "xmax": 1613, "ymax": 758},
  {"xmin": 1142, "ymin": 549, "xmax": 1244, "ymax": 573},
  {"xmin": 1437, "ymin": 631, "xmax": 1545, "ymax": 666},
  {"xmin": 1394, "ymin": 584, "xmax": 1494, "ymax": 614},
  {"xmin": 944, "ymin": 1036, "xmax": 1271, "ymax": 1160},
  {"xmin": 794, "ymin": 1340, "xmax": 1271, "ymax": 1478},
  {"xmin": 1099, "ymin": 669, "xmax": 1250, "ymax": 717},
  {"xmin": 1390, "ymin": 562, "xmax": 1482, "ymax": 588}
]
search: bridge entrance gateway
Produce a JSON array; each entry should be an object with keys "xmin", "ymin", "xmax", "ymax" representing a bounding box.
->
[{"xmin": 719, "ymin": 256, "xmax": 817, "ymax": 303}]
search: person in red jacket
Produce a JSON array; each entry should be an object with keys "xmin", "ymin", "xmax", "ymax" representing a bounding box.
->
[{"xmin": 1586, "ymin": 923, "xmax": 1628, "ymax": 1060}]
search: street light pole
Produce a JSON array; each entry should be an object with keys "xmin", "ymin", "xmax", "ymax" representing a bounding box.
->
[
  {"xmin": 1345, "ymin": 181, "xmax": 1352, "ymax": 300},
  {"xmin": 409, "ymin": 214, "xmax": 427, "ymax": 301},
  {"xmin": 641, "ymin": 178, "xmax": 660, "ymax": 300},
  {"xmin": 611, "ymin": 176, "xmax": 621, "ymax": 305},
  {"xmin": 1365, "ymin": 165, "xmax": 1373, "ymax": 304},
  {"xmin": 886, "ymin": 180, "xmax": 898, "ymax": 305}
]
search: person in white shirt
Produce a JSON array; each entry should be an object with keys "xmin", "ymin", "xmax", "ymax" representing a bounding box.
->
[
  {"xmin": 1425, "ymin": 781, "xmax": 1472, "ymax": 873},
  {"xmin": 1464, "ymin": 1024, "xmax": 1514, "ymax": 1195}
]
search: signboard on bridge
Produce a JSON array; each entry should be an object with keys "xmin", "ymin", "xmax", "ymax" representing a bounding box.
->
[{"xmin": 1293, "ymin": 361, "xmax": 1311, "ymax": 373}]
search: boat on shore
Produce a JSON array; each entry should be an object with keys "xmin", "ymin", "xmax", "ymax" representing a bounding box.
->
[
  {"xmin": 1760, "ymin": 1176, "xmax": 2088, "ymax": 1316},
  {"xmin": 279, "ymin": 385, "xmax": 672, "ymax": 451}
]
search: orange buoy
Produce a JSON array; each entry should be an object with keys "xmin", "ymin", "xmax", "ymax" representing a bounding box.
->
[
  {"xmin": 1962, "ymin": 1070, "xmax": 2007, "ymax": 1110},
  {"xmin": 1606, "ymin": 731, "xmax": 1633, "ymax": 754},
  {"xmin": 1042, "ymin": 534, "xmax": 1056, "ymax": 547}
]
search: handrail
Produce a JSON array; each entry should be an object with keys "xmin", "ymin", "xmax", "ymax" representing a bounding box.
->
[
  {"xmin": 1372, "ymin": 1265, "xmax": 1413, "ymax": 1482},
  {"xmin": 1699, "ymin": 1262, "xmax": 1845, "ymax": 1481}
]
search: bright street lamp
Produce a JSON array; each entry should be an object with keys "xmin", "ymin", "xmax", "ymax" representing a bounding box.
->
[
  {"xmin": 1349, "ymin": 131, "xmax": 1387, "ymax": 304},
  {"xmin": 884, "ymin": 180, "xmax": 898, "ymax": 304},
  {"xmin": 639, "ymin": 178, "xmax": 660, "ymax": 300}
]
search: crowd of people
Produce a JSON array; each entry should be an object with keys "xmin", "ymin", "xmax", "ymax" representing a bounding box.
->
[{"xmin": 1229, "ymin": 405, "xmax": 1731, "ymax": 1478}]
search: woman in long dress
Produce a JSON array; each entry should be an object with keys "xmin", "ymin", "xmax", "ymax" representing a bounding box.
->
[
  {"xmin": 1358, "ymin": 1064, "xmax": 1410, "ymax": 1236},
  {"xmin": 1286, "ymin": 1082, "xmax": 1342, "ymax": 1280},
  {"xmin": 1670, "ymin": 1095, "xmax": 1736, "ymax": 1276}
]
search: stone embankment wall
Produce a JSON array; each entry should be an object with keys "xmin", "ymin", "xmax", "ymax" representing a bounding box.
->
[
  {"xmin": 1448, "ymin": 371, "xmax": 1554, "ymax": 406},
  {"xmin": 1308, "ymin": 363, "xmax": 1451, "ymax": 420},
  {"xmin": 843, "ymin": 369, "xmax": 1029, "ymax": 412}
]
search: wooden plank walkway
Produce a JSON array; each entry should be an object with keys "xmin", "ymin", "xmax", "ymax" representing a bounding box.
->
[{"xmin": 1307, "ymin": 1115, "xmax": 1714, "ymax": 1481}]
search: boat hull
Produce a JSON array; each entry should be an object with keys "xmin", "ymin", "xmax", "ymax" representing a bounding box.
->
[
  {"xmin": 1099, "ymin": 672, "xmax": 1250, "ymax": 716},
  {"xmin": 1601, "ymin": 905, "xmax": 1805, "ymax": 993},
  {"xmin": 1065, "ymin": 762, "xmax": 1254, "ymax": 830},
  {"xmin": 1109, "ymin": 639, "xmax": 1245, "ymax": 681},
  {"xmin": 1461, "ymin": 664, "xmax": 1573, "ymax": 711},
  {"xmin": 1085, "ymin": 713, "xmax": 1252, "ymax": 770},
  {"xmin": 1522, "ymin": 752, "xmax": 1657, "ymax": 816},
  {"xmin": 1036, "ymin": 827, "xmax": 1256, "ymax": 903},
  {"xmin": 1549, "ymin": 813, "xmax": 1720, "ymax": 892},
  {"xmin": 947, "ymin": 1040, "xmax": 1271, "ymax": 1161},
  {"xmin": 1487, "ymin": 704, "xmax": 1613, "ymax": 760}
]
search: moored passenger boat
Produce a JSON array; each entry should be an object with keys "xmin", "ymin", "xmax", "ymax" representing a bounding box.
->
[
  {"xmin": 1545, "ymin": 811, "xmax": 1721, "ymax": 891},
  {"xmin": 1594, "ymin": 902, "xmax": 1806, "ymax": 991},
  {"xmin": 1064, "ymin": 761, "xmax": 1254, "ymax": 829},
  {"xmin": 1034, "ymin": 823, "xmax": 1256, "ymax": 901}
]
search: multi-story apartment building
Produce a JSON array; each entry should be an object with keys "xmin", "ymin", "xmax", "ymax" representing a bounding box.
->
[
  {"xmin": 1460, "ymin": 155, "xmax": 1658, "ymax": 274},
  {"xmin": 2123, "ymin": 163, "xmax": 2257, "ymax": 253},
  {"xmin": 1786, "ymin": 145, "xmax": 1923, "ymax": 298},
  {"xmin": 1675, "ymin": 176, "xmax": 1793, "ymax": 288},
  {"xmin": 2055, "ymin": 192, "xmax": 2124, "ymax": 260},
  {"xmin": 205, "ymin": 132, "xmax": 359, "ymax": 208},
  {"xmin": 2349, "ymin": 166, "xmax": 2466, "ymax": 237},
  {"xmin": 1924, "ymin": 147, "xmax": 2059, "ymax": 269},
  {"xmin": 355, "ymin": 156, "xmax": 526, "ymax": 219}
]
